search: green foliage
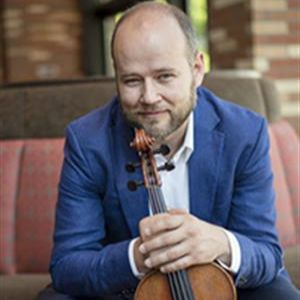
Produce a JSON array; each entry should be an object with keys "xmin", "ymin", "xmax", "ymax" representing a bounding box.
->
[
  {"xmin": 188, "ymin": 0, "xmax": 207, "ymax": 36},
  {"xmin": 188, "ymin": 0, "xmax": 210, "ymax": 70}
]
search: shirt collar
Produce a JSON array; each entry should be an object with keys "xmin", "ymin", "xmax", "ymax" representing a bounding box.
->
[
  {"xmin": 154, "ymin": 112, "xmax": 194, "ymax": 165},
  {"xmin": 172, "ymin": 112, "xmax": 194, "ymax": 164}
]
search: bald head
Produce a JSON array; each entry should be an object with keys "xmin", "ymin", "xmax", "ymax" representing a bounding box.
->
[{"xmin": 111, "ymin": 2, "xmax": 198, "ymax": 66}]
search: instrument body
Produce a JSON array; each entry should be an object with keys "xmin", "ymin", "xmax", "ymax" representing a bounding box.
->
[
  {"xmin": 135, "ymin": 263, "xmax": 236, "ymax": 300},
  {"xmin": 128, "ymin": 129, "xmax": 237, "ymax": 300}
]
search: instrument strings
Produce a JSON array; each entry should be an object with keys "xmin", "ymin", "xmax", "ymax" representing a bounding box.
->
[{"xmin": 148, "ymin": 185, "xmax": 195, "ymax": 300}]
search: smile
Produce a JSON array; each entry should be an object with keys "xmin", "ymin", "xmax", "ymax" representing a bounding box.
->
[{"xmin": 138, "ymin": 110, "xmax": 167, "ymax": 116}]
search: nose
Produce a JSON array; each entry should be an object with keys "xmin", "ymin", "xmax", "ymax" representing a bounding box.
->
[{"xmin": 140, "ymin": 79, "xmax": 160, "ymax": 105}]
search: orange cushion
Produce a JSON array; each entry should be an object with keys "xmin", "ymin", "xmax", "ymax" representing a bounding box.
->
[
  {"xmin": 15, "ymin": 139, "xmax": 64, "ymax": 273},
  {"xmin": 269, "ymin": 127, "xmax": 297, "ymax": 247},
  {"xmin": 0, "ymin": 140, "xmax": 24, "ymax": 274}
]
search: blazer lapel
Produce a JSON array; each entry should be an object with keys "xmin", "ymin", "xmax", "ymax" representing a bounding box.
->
[
  {"xmin": 189, "ymin": 92, "xmax": 225, "ymax": 222},
  {"xmin": 112, "ymin": 106, "xmax": 149, "ymax": 238}
]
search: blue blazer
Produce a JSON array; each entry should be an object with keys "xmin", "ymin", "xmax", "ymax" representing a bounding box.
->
[{"xmin": 50, "ymin": 87, "xmax": 284, "ymax": 298}]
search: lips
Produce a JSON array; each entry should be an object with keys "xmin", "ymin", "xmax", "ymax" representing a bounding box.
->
[{"xmin": 138, "ymin": 109, "xmax": 167, "ymax": 116}]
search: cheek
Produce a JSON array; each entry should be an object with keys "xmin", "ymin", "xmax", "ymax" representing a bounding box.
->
[
  {"xmin": 164, "ymin": 76, "xmax": 193, "ymax": 101},
  {"xmin": 119, "ymin": 87, "xmax": 141, "ymax": 108},
  {"xmin": 164, "ymin": 88, "xmax": 189, "ymax": 106}
]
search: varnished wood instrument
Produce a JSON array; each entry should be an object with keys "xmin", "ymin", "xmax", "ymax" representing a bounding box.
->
[{"xmin": 127, "ymin": 128, "xmax": 237, "ymax": 300}]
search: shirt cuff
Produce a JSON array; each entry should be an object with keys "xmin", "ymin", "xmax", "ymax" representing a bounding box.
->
[
  {"xmin": 217, "ymin": 229, "xmax": 241, "ymax": 274},
  {"xmin": 128, "ymin": 238, "xmax": 145, "ymax": 279}
]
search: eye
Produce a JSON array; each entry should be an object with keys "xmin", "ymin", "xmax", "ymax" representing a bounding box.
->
[
  {"xmin": 157, "ymin": 73, "xmax": 174, "ymax": 82},
  {"xmin": 123, "ymin": 78, "xmax": 142, "ymax": 87}
]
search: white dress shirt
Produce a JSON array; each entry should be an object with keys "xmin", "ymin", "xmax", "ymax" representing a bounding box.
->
[{"xmin": 128, "ymin": 113, "xmax": 241, "ymax": 277}]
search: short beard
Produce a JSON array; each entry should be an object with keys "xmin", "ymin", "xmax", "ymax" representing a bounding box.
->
[{"xmin": 120, "ymin": 81, "xmax": 197, "ymax": 140}]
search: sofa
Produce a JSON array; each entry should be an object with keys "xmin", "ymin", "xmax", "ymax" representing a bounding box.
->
[{"xmin": 0, "ymin": 72, "xmax": 299, "ymax": 300}]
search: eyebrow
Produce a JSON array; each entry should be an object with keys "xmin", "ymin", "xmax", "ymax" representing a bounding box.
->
[
  {"xmin": 120, "ymin": 68, "xmax": 178, "ymax": 78},
  {"xmin": 154, "ymin": 67, "xmax": 178, "ymax": 73},
  {"xmin": 120, "ymin": 73, "xmax": 140, "ymax": 78}
]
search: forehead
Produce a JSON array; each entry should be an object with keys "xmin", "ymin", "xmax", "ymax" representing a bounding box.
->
[{"xmin": 113, "ymin": 11, "xmax": 188, "ymax": 69}]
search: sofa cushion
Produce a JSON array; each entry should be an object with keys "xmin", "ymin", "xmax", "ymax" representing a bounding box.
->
[
  {"xmin": 271, "ymin": 120, "xmax": 300, "ymax": 243},
  {"xmin": 0, "ymin": 78, "xmax": 116, "ymax": 139},
  {"xmin": 203, "ymin": 73, "xmax": 267, "ymax": 118},
  {"xmin": 268, "ymin": 127, "xmax": 297, "ymax": 248},
  {"xmin": 0, "ymin": 141, "xmax": 24, "ymax": 274},
  {"xmin": 284, "ymin": 245, "xmax": 300, "ymax": 288},
  {"xmin": 259, "ymin": 79, "xmax": 281, "ymax": 123},
  {"xmin": 15, "ymin": 139, "xmax": 64, "ymax": 273},
  {"xmin": 0, "ymin": 274, "xmax": 51, "ymax": 300}
]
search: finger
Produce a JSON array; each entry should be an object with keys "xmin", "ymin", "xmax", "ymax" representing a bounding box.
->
[
  {"xmin": 139, "ymin": 214, "xmax": 185, "ymax": 239},
  {"xmin": 139, "ymin": 227, "xmax": 185, "ymax": 254},
  {"xmin": 159, "ymin": 255, "xmax": 193, "ymax": 273},
  {"xmin": 168, "ymin": 208, "xmax": 188, "ymax": 215},
  {"xmin": 144, "ymin": 242, "xmax": 189, "ymax": 269}
]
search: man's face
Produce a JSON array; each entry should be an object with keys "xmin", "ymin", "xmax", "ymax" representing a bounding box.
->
[{"xmin": 113, "ymin": 13, "xmax": 204, "ymax": 141}]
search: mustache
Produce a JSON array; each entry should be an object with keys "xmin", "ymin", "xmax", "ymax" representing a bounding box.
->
[{"xmin": 136, "ymin": 104, "xmax": 167, "ymax": 112}]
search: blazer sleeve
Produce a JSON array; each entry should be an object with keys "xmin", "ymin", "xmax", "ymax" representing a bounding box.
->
[
  {"xmin": 50, "ymin": 125, "xmax": 139, "ymax": 298},
  {"xmin": 228, "ymin": 118, "xmax": 284, "ymax": 288}
]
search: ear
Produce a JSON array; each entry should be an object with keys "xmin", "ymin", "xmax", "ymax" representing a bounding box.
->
[{"xmin": 193, "ymin": 52, "xmax": 205, "ymax": 87}]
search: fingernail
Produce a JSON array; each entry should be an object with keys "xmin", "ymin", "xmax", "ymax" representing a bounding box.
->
[
  {"xmin": 144, "ymin": 228, "xmax": 151, "ymax": 236},
  {"xmin": 145, "ymin": 259, "xmax": 152, "ymax": 268},
  {"xmin": 139, "ymin": 244, "xmax": 146, "ymax": 254}
]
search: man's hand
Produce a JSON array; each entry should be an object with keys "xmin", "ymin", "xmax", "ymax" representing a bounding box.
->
[{"xmin": 135, "ymin": 209, "xmax": 231, "ymax": 274}]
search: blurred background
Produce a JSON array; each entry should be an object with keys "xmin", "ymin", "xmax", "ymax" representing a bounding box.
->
[{"xmin": 0, "ymin": 0, "xmax": 299, "ymax": 133}]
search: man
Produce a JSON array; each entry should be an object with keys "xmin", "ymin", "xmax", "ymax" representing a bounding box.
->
[{"xmin": 37, "ymin": 2, "xmax": 299, "ymax": 300}]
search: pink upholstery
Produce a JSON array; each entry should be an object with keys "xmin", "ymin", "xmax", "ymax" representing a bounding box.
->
[
  {"xmin": 270, "ymin": 120, "xmax": 300, "ymax": 244},
  {"xmin": 0, "ymin": 139, "xmax": 64, "ymax": 274},
  {"xmin": 269, "ymin": 128, "xmax": 297, "ymax": 247},
  {"xmin": 0, "ymin": 141, "xmax": 24, "ymax": 274},
  {"xmin": 16, "ymin": 139, "xmax": 64, "ymax": 273}
]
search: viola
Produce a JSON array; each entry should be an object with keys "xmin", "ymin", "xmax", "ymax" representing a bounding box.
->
[{"xmin": 127, "ymin": 128, "xmax": 237, "ymax": 300}]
